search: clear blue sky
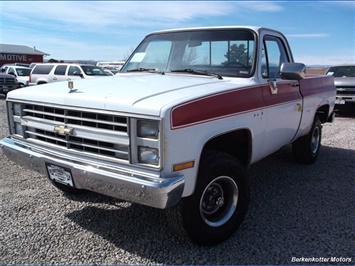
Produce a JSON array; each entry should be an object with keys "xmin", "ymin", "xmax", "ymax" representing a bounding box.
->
[{"xmin": 1, "ymin": 1, "xmax": 354, "ymax": 66}]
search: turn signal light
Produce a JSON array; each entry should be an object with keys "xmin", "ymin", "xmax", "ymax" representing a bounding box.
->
[{"xmin": 173, "ymin": 161, "xmax": 194, "ymax": 172}]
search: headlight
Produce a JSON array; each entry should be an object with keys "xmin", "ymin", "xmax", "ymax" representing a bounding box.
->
[
  {"xmin": 137, "ymin": 120, "xmax": 159, "ymax": 139},
  {"xmin": 138, "ymin": 146, "xmax": 159, "ymax": 165},
  {"xmin": 15, "ymin": 122, "xmax": 23, "ymax": 135},
  {"xmin": 13, "ymin": 103, "xmax": 22, "ymax": 116}
]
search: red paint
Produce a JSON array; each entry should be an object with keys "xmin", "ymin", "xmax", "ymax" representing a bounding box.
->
[
  {"xmin": 171, "ymin": 75, "xmax": 334, "ymax": 130},
  {"xmin": 0, "ymin": 54, "xmax": 43, "ymax": 66},
  {"xmin": 299, "ymin": 75, "xmax": 335, "ymax": 98},
  {"xmin": 171, "ymin": 86, "xmax": 264, "ymax": 129}
]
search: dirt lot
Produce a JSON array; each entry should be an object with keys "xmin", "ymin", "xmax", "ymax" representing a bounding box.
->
[{"xmin": 0, "ymin": 96, "xmax": 354, "ymax": 264}]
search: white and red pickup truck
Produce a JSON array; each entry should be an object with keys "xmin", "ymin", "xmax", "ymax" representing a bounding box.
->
[{"xmin": 0, "ymin": 26, "xmax": 336, "ymax": 245}]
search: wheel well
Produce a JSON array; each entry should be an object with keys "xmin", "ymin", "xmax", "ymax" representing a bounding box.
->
[
  {"xmin": 202, "ymin": 129, "xmax": 251, "ymax": 168},
  {"xmin": 316, "ymin": 105, "xmax": 330, "ymax": 123}
]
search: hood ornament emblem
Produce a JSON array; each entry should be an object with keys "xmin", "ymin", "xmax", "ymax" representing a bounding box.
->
[{"xmin": 68, "ymin": 80, "xmax": 78, "ymax": 93}]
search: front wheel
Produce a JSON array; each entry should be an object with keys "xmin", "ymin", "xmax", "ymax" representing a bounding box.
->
[
  {"xmin": 167, "ymin": 151, "xmax": 250, "ymax": 246},
  {"xmin": 292, "ymin": 115, "xmax": 322, "ymax": 164}
]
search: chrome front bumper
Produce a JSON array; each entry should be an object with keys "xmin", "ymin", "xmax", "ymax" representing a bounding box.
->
[{"xmin": 0, "ymin": 137, "xmax": 184, "ymax": 209}]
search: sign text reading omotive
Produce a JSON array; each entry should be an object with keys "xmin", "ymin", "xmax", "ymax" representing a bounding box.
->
[{"xmin": 0, "ymin": 54, "xmax": 28, "ymax": 61}]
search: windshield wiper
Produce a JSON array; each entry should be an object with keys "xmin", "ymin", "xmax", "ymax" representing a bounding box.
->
[
  {"xmin": 170, "ymin": 69, "xmax": 223, "ymax": 80},
  {"xmin": 127, "ymin": 68, "xmax": 164, "ymax": 75}
]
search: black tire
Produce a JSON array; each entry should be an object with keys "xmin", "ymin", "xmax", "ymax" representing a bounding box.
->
[
  {"xmin": 167, "ymin": 151, "xmax": 250, "ymax": 246},
  {"xmin": 292, "ymin": 115, "xmax": 322, "ymax": 164},
  {"xmin": 50, "ymin": 180, "xmax": 87, "ymax": 195}
]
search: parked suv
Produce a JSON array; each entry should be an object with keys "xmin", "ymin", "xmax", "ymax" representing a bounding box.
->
[
  {"xmin": 2, "ymin": 66, "xmax": 31, "ymax": 88},
  {"xmin": 28, "ymin": 63, "xmax": 109, "ymax": 86},
  {"xmin": 326, "ymin": 65, "xmax": 355, "ymax": 109},
  {"xmin": 0, "ymin": 73, "xmax": 18, "ymax": 95}
]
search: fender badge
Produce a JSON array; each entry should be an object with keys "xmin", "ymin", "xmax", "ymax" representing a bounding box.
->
[{"xmin": 54, "ymin": 125, "xmax": 74, "ymax": 136}]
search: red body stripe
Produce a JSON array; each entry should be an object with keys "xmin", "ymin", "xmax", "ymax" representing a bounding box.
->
[
  {"xmin": 171, "ymin": 76, "xmax": 334, "ymax": 129},
  {"xmin": 300, "ymin": 75, "xmax": 335, "ymax": 97},
  {"xmin": 171, "ymin": 86, "xmax": 264, "ymax": 129}
]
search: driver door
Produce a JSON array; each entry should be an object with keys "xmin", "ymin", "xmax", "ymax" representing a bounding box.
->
[{"xmin": 258, "ymin": 34, "xmax": 303, "ymax": 158}]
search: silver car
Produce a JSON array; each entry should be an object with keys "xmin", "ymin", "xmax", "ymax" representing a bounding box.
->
[{"xmin": 326, "ymin": 65, "xmax": 355, "ymax": 109}]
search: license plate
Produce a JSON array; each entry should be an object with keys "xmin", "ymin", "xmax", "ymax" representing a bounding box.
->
[
  {"xmin": 46, "ymin": 164, "xmax": 74, "ymax": 187},
  {"xmin": 3, "ymin": 88, "xmax": 8, "ymax": 92}
]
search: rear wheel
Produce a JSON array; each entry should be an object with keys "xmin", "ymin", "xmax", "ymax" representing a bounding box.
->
[
  {"xmin": 167, "ymin": 151, "xmax": 250, "ymax": 246},
  {"xmin": 292, "ymin": 115, "xmax": 322, "ymax": 164}
]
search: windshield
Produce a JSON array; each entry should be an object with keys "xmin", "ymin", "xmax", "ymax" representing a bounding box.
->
[
  {"xmin": 80, "ymin": 65, "xmax": 109, "ymax": 76},
  {"xmin": 327, "ymin": 66, "xmax": 355, "ymax": 78},
  {"xmin": 15, "ymin": 68, "xmax": 31, "ymax": 76},
  {"xmin": 121, "ymin": 29, "xmax": 256, "ymax": 78}
]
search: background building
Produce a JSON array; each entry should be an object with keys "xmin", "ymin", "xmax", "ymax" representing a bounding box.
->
[{"xmin": 0, "ymin": 44, "xmax": 49, "ymax": 66}]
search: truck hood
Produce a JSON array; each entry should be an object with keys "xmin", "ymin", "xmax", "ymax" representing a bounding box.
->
[
  {"xmin": 334, "ymin": 77, "xmax": 355, "ymax": 88},
  {"xmin": 8, "ymin": 73, "xmax": 250, "ymax": 116}
]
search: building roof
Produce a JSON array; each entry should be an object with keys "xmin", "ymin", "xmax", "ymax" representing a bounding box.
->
[{"xmin": 0, "ymin": 44, "xmax": 49, "ymax": 56}]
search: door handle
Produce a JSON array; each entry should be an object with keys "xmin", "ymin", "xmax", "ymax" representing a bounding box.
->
[{"xmin": 268, "ymin": 80, "xmax": 278, "ymax": 95}]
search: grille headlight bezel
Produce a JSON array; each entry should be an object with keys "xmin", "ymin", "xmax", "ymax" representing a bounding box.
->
[{"xmin": 131, "ymin": 118, "xmax": 162, "ymax": 168}]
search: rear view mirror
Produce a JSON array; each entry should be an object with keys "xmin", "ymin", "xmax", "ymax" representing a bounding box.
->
[
  {"xmin": 188, "ymin": 40, "xmax": 202, "ymax": 47},
  {"xmin": 280, "ymin": 62, "xmax": 306, "ymax": 80}
]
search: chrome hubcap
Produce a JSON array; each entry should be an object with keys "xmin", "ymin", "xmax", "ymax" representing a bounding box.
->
[
  {"xmin": 311, "ymin": 126, "xmax": 320, "ymax": 154},
  {"xmin": 200, "ymin": 176, "xmax": 239, "ymax": 227}
]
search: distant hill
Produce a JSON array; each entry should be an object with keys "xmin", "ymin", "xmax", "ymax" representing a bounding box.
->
[{"xmin": 44, "ymin": 59, "xmax": 97, "ymax": 64}]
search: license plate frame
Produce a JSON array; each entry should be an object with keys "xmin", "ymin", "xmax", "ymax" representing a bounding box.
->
[{"xmin": 46, "ymin": 163, "xmax": 74, "ymax": 187}]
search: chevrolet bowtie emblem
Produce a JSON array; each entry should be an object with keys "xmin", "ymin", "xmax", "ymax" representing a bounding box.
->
[{"xmin": 54, "ymin": 125, "xmax": 74, "ymax": 136}]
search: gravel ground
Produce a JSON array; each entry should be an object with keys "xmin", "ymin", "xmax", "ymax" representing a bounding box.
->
[{"xmin": 0, "ymin": 95, "xmax": 354, "ymax": 265}]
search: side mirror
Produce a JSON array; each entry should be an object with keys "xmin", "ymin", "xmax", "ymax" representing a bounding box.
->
[
  {"xmin": 280, "ymin": 62, "xmax": 306, "ymax": 80},
  {"xmin": 73, "ymin": 71, "xmax": 84, "ymax": 78}
]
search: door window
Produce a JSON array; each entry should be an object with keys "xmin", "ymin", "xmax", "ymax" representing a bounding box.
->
[
  {"xmin": 32, "ymin": 65, "xmax": 54, "ymax": 75},
  {"xmin": 68, "ymin": 66, "xmax": 81, "ymax": 76},
  {"xmin": 54, "ymin": 65, "xmax": 67, "ymax": 75},
  {"xmin": 261, "ymin": 36, "xmax": 289, "ymax": 78}
]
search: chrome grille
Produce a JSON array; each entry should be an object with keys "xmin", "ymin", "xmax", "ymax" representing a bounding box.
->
[
  {"xmin": 0, "ymin": 77, "xmax": 16, "ymax": 83},
  {"xmin": 337, "ymin": 90, "xmax": 355, "ymax": 96},
  {"xmin": 19, "ymin": 103, "xmax": 130, "ymax": 161}
]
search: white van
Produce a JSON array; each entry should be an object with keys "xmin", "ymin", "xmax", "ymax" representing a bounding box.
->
[{"xmin": 28, "ymin": 63, "xmax": 109, "ymax": 86}]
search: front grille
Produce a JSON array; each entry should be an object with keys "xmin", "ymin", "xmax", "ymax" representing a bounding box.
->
[
  {"xmin": 337, "ymin": 90, "xmax": 355, "ymax": 96},
  {"xmin": 20, "ymin": 103, "xmax": 130, "ymax": 161},
  {"xmin": 0, "ymin": 77, "xmax": 16, "ymax": 83}
]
